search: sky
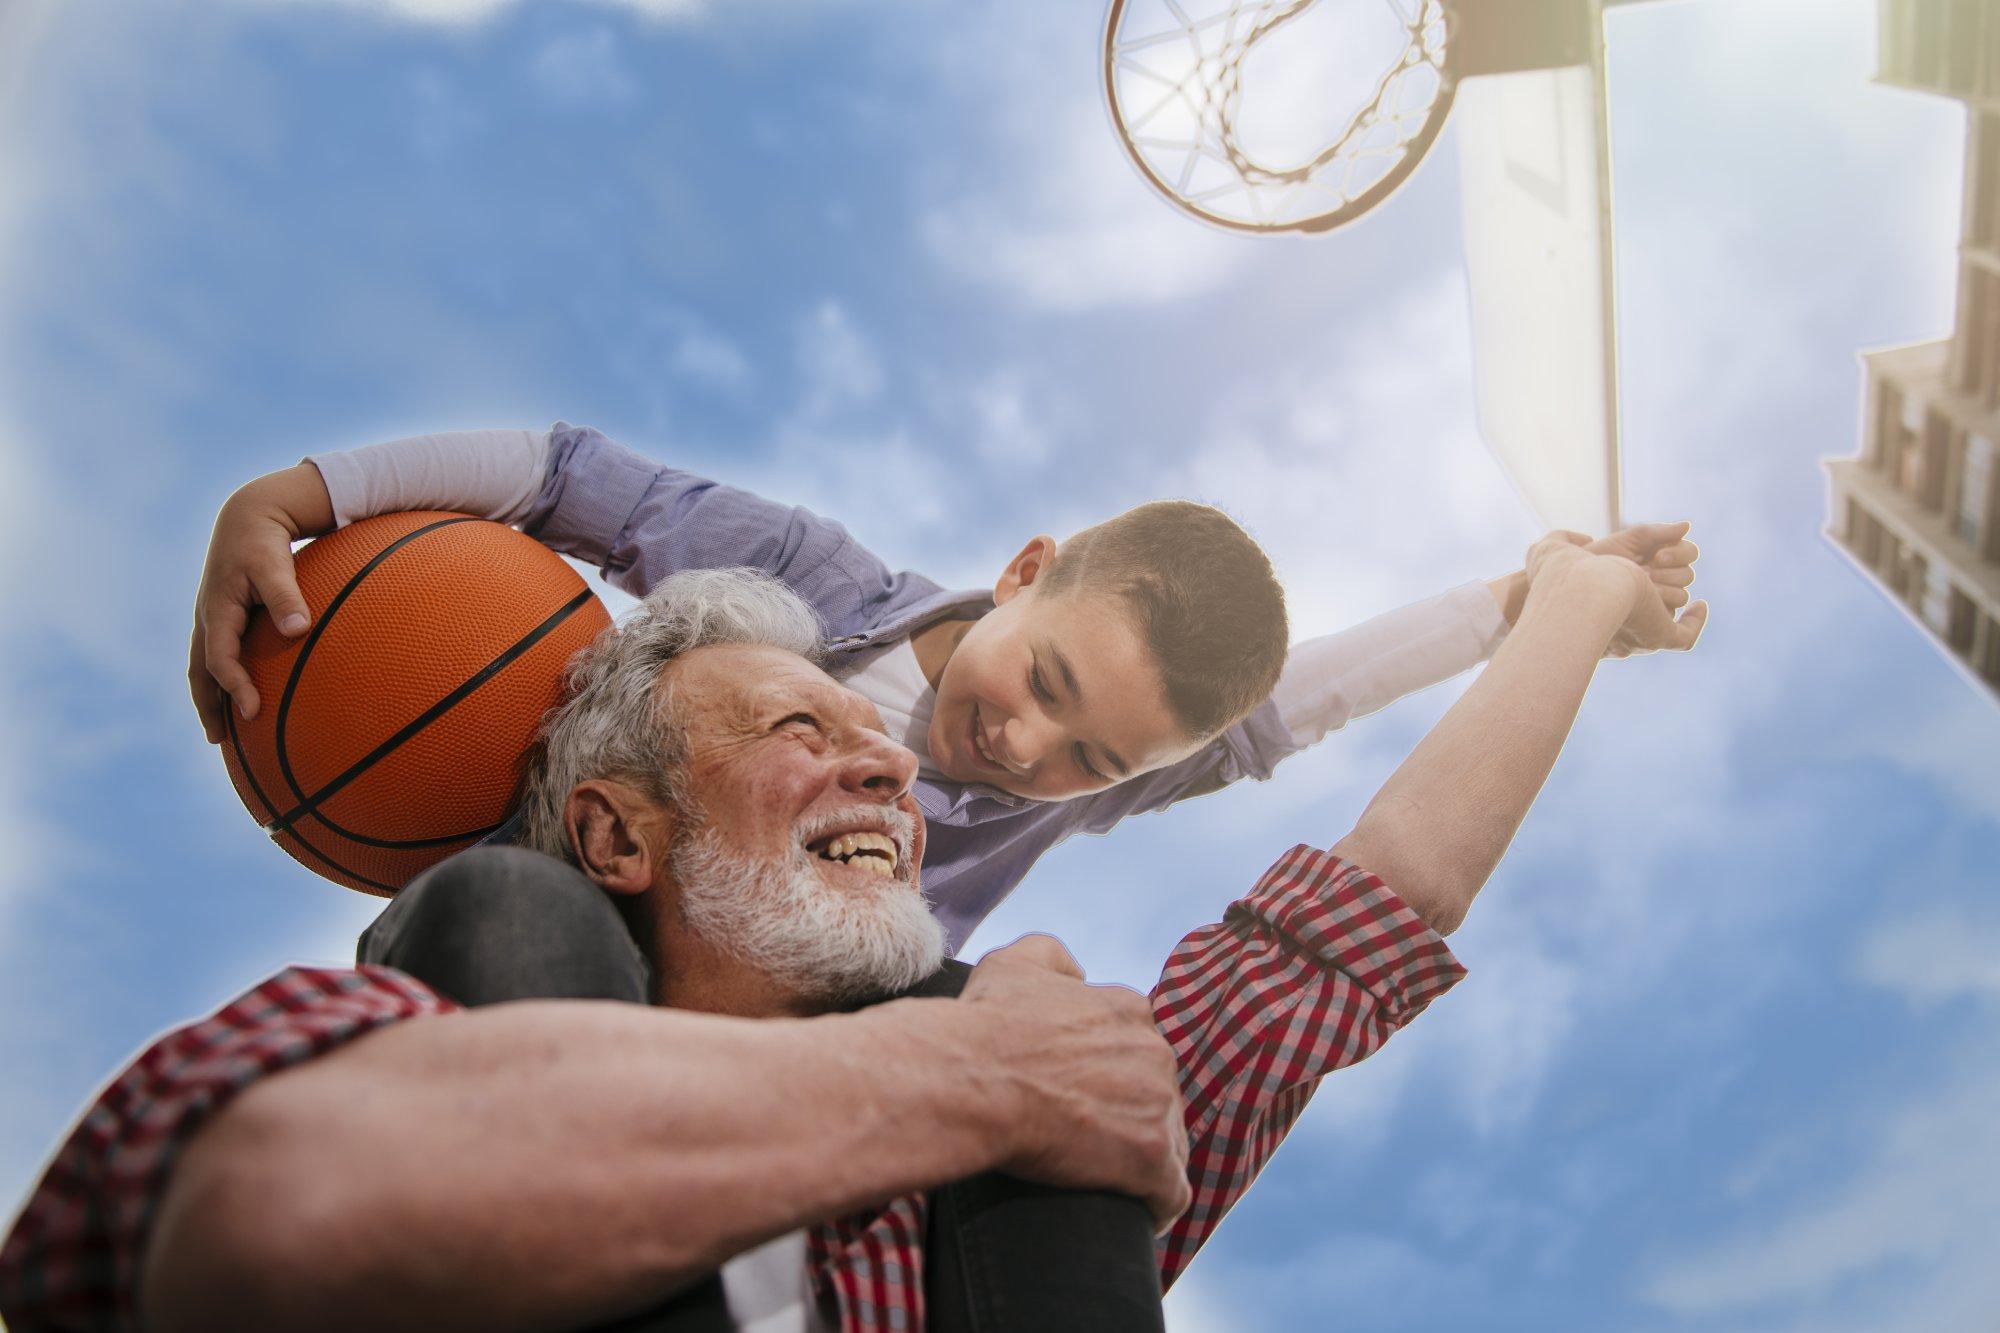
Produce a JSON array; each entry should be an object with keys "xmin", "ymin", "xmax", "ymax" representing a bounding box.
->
[{"xmin": 1, "ymin": 0, "xmax": 1996, "ymax": 1328}]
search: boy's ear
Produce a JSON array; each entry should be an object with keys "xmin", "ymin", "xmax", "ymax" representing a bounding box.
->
[
  {"xmin": 994, "ymin": 535, "xmax": 1059, "ymax": 605},
  {"xmin": 566, "ymin": 780, "xmax": 672, "ymax": 897}
]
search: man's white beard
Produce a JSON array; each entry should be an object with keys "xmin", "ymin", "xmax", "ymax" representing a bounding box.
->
[{"xmin": 670, "ymin": 820, "xmax": 945, "ymax": 1006}]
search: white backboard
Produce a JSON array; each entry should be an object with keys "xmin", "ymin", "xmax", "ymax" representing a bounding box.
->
[{"xmin": 1456, "ymin": 56, "xmax": 1622, "ymax": 536}]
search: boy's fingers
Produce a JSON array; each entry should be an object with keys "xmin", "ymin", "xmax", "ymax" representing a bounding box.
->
[
  {"xmin": 202, "ymin": 601, "xmax": 261, "ymax": 724},
  {"xmin": 189, "ymin": 628, "xmax": 226, "ymax": 744},
  {"xmin": 1651, "ymin": 566, "xmax": 1695, "ymax": 588},
  {"xmin": 251, "ymin": 558, "xmax": 312, "ymax": 637},
  {"xmin": 1660, "ymin": 586, "xmax": 1690, "ymax": 609},
  {"xmin": 1652, "ymin": 539, "xmax": 1699, "ymax": 568}
]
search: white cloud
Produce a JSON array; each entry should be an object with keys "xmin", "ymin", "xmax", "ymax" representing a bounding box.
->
[
  {"xmin": 962, "ymin": 371, "xmax": 1055, "ymax": 470},
  {"xmin": 1159, "ymin": 269, "xmax": 1534, "ymax": 636},
  {"xmin": 1844, "ymin": 691, "xmax": 2000, "ymax": 829},
  {"xmin": 667, "ymin": 321, "xmax": 754, "ymax": 393},
  {"xmin": 1855, "ymin": 905, "xmax": 2000, "ymax": 1006},
  {"xmin": 794, "ymin": 300, "xmax": 886, "ymax": 418},
  {"xmin": 913, "ymin": 5, "xmax": 1255, "ymax": 312},
  {"xmin": 1162, "ymin": 1267, "xmax": 1239, "ymax": 1333},
  {"xmin": 242, "ymin": 0, "xmax": 704, "ymax": 26}
]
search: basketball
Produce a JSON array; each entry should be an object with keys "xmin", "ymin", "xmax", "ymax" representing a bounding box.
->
[{"xmin": 220, "ymin": 512, "xmax": 612, "ymax": 896}]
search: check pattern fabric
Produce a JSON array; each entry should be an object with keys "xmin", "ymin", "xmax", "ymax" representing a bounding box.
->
[{"xmin": 0, "ymin": 846, "xmax": 1462, "ymax": 1332}]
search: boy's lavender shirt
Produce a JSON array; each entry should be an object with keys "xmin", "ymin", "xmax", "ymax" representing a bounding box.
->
[{"xmin": 495, "ymin": 423, "xmax": 1303, "ymax": 953}]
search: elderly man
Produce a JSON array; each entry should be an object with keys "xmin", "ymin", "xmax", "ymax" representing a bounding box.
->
[{"xmin": 0, "ymin": 536, "xmax": 1703, "ymax": 1332}]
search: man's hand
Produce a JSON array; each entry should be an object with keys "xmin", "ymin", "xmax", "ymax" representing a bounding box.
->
[
  {"xmin": 960, "ymin": 935, "xmax": 1191, "ymax": 1233},
  {"xmin": 188, "ymin": 463, "xmax": 336, "ymax": 743},
  {"xmin": 1489, "ymin": 520, "xmax": 1701, "ymax": 638},
  {"xmin": 1524, "ymin": 531, "xmax": 1708, "ymax": 658},
  {"xmin": 1584, "ymin": 520, "xmax": 1700, "ymax": 616}
]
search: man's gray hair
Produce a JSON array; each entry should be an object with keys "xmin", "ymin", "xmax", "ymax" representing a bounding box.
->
[{"xmin": 518, "ymin": 567, "xmax": 825, "ymax": 862}]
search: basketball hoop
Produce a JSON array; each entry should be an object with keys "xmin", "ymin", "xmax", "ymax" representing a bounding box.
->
[{"xmin": 1102, "ymin": 0, "xmax": 1596, "ymax": 236}]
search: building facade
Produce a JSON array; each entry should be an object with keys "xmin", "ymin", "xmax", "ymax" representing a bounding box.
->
[{"xmin": 1825, "ymin": 0, "xmax": 2000, "ymax": 699}]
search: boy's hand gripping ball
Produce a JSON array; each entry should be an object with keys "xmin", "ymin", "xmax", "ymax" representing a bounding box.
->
[{"xmin": 220, "ymin": 512, "xmax": 612, "ymax": 895}]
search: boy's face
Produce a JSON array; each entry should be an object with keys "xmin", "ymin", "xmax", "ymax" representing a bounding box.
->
[{"xmin": 925, "ymin": 538, "xmax": 1201, "ymax": 801}]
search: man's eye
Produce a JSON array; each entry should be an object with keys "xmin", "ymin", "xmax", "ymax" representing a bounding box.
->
[
  {"xmin": 1029, "ymin": 664, "xmax": 1055, "ymax": 704},
  {"xmin": 777, "ymin": 713, "xmax": 820, "ymax": 731}
]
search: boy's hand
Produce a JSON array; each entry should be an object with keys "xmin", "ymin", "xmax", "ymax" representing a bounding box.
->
[{"xmin": 189, "ymin": 463, "xmax": 336, "ymax": 744}]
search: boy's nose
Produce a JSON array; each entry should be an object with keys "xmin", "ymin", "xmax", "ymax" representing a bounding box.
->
[{"xmin": 1000, "ymin": 712, "xmax": 1061, "ymax": 774}]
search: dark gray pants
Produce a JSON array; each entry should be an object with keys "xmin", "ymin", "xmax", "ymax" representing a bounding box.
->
[{"xmin": 359, "ymin": 845, "xmax": 651, "ymax": 1005}]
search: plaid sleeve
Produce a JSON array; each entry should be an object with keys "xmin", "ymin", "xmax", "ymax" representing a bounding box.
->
[
  {"xmin": 0, "ymin": 965, "xmax": 457, "ymax": 1333},
  {"xmin": 1152, "ymin": 844, "xmax": 1465, "ymax": 1287}
]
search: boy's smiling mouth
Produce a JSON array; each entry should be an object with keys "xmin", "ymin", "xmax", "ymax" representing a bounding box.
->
[{"xmin": 969, "ymin": 704, "xmax": 1012, "ymax": 776}]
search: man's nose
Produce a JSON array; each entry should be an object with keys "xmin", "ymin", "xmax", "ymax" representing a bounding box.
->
[{"xmin": 837, "ymin": 727, "xmax": 918, "ymax": 802}]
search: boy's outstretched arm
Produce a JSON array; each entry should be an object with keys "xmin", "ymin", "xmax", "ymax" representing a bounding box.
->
[
  {"xmin": 1278, "ymin": 521, "xmax": 1700, "ymax": 748},
  {"xmin": 1331, "ymin": 535, "xmax": 1707, "ymax": 935}
]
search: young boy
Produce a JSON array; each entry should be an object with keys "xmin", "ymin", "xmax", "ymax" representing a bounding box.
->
[{"xmin": 191, "ymin": 422, "xmax": 1698, "ymax": 949}]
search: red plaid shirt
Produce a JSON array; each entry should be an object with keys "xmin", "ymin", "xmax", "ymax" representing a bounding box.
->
[{"xmin": 0, "ymin": 845, "xmax": 1462, "ymax": 1331}]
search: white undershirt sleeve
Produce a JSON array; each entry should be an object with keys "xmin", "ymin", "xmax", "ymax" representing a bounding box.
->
[
  {"xmin": 305, "ymin": 428, "xmax": 553, "ymax": 528},
  {"xmin": 1272, "ymin": 581, "xmax": 1510, "ymax": 747}
]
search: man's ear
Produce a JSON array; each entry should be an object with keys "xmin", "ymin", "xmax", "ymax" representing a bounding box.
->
[
  {"xmin": 994, "ymin": 535, "xmax": 1058, "ymax": 606},
  {"xmin": 565, "ymin": 780, "xmax": 672, "ymax": 896}
]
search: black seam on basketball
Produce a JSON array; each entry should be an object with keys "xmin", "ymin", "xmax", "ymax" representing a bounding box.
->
[
  {"xmin": 275, "ymin": 812, "xmax": 441, "ymax": 895},
  {"xmin": 228, "ymin": 670, "xmax": 406, "ymax": 892},
  {"xmin": 263, "ymin": 585, "xmax": 597, "ymax": 843},
  {"xmin": 273, "ymin": 515, "xmax": 481, "ymax": 810},
  {"xmin": 225, "ymin": 705, "xmax": 279, "ymax": 824},
  {"xmin": 310, "ymin": 817, "xmax": 512, "ymax": 852}
]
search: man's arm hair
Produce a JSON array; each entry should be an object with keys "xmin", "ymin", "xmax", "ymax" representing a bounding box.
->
[
  {"xmin": 1330, "ymin": 554, "xmax": 1650, "ymax": 935},
  {"xmin": 141, "ymin": 999, "xmax": 1005, "ymax": 1333}
]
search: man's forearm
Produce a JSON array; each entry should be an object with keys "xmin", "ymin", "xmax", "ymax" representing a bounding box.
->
[
  {"xmin": 1332, "ymin": 563, "xmax": 1631, "ymax": 933},
  {"xmin": 142, "ymin": 997, "xmax": 1012, "ymax": 1333}
]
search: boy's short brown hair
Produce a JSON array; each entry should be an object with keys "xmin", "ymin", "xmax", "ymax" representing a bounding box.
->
[{"xmin": 1041, "ymin": 500, "xmax": 1288, "ymax": 740}]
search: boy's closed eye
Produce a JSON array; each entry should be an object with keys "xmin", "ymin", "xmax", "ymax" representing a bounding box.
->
[{"xmin": 1073, "ymin": 745, "xmax": 1109, "ymax": 783}]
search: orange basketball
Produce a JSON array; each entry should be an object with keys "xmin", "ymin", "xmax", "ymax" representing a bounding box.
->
[{"xmin": 221, "ymin": 512, "xmax": 613, "ymax": 896}]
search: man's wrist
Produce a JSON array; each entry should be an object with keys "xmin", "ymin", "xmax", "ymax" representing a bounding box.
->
[
  {"xmin": 1486, "ymin": 569, "xmax": 1529, "ymax": 625},
  {"xmin": 1517, "ymin": 557, "xmax": 1633, "ymax": 643},
  {"xmin": 857, "ymin": 997, "xmax": 1023, "ymax": 1175}
]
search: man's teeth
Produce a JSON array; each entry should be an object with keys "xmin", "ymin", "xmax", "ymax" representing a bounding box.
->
[{"xmin": 816, "ymin": 831, "xmax": 899, "ymax": 877}]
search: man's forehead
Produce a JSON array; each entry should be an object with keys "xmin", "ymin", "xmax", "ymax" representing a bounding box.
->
[{"xmin": 671, "ymin": 643, "xmax": 870, "ymax": 720}]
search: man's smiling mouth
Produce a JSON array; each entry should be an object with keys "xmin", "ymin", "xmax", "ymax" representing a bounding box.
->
[
  {"xmin": 808, "ymin": 830, "xmax": 899, "ymax": 878},
  {"xmin": 798, "ymin": 810, "xmax": 913, "ymax": 881}
]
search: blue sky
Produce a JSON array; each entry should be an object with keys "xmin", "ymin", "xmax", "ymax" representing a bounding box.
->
[{"xmin": 2, "ymin": 0, "xmax": 1996, "ymax": 1328}]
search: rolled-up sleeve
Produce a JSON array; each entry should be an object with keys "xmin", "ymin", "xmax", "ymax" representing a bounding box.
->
[
  {"xmin": 0, "ymin": 967, "xmax": 457, "ymax": 1332},
  {"xmin": 520, "ymin": 423, "xmax": 898, "ymax": 622},
  {"xmin": 1152, "ymin": 845, "xmax": 1464, "ymax": 1287}
]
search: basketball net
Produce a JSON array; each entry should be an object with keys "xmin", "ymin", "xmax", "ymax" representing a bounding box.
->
[{"xmin": 1104, "ymin": 0, "xmax": 1454, "ymax": 233}]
